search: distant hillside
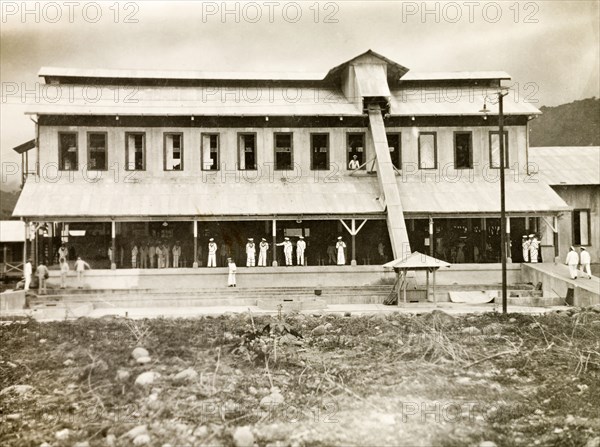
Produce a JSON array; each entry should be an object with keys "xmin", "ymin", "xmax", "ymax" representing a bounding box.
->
[
  {"xmin": 529, "ymin": 97, "xmax": 600, "ymax": 147},
  {"xmin": 0, "ymin": 189, "xmax": 20, "ymax": 220}
]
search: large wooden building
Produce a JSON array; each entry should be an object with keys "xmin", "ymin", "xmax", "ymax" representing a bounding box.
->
[{"xmin": 13, "ymin": 50, "xmax": 570, "ymax": 270}]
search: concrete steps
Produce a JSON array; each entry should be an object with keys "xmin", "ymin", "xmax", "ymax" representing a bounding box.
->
[{"xmin": 28, "ymin": 283, "xmax": 546, "ymax": 309}]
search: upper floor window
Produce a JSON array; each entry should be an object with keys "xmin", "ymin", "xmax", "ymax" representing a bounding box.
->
[
  {"xmin": 347, "ymin": 133, "xmax": 365, "ymax": 170},
  {"xmin": 573, "ymin": 209, "xmax": 591, "ymax": 246},
  {"xmin": 454, "ymin": 131, "xmax": 473, "ymax": 169},
  {"xmin": 126, "ymin": 132, "xmax": 145, "ymax": 171},
  {"xmin": 87, "ymin": 132, "xmax": 107, "ymax": 170},
  {"xmin": 238, "ymin": 133, "xmax": 257, "ymax": 170},
  {"xmin": 311, "ymin": 133, "xmax": 329, "ymax": 170},
  {"xmin": 164, "ymin": 133, "xmax": 183, "ymax": 171},
  {"xmin": 59, "ymin": 132, "xmax": 78, "ymax": 171},
  {"xmin": 201, "ymin": 133, "xmax": 219, "ymax": 171},
  {"xmin": 418, "ymin": 132, "xmax": 437, "ymax": 169},
  {"xmin": 274, "ymin": 133, "xmax": 293, "ymax": 170},
  {"xmin": 489, "ymin": 131, "xmax": 509, "ymax": 168},
  {"xmin": 386, "ymin": 133, "xmax": 401, "ymax": 170}
]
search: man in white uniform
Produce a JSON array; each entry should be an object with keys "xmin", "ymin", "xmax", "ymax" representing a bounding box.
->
[
  {"xmin": 529, "ymin": 234, "xmax": 540, "ymax": 263},
  {"xmin": 227, "ymin": 258, "xmax": 237, "ymax": 287},
  {"xmin": 276, "ymin": 237, "xmax": 293, "ymax": 266},
  {"xmin": 207, "ymin": 238, "xmax": 218, "ymax": 267},
  {"xmin": 24, "ymin": 258, "xmax": 32, "ymax": 291},
  {"xmin": 336, "ymin": 236, "xmax": 347, "ymax": 265},
  {"xmin": 258, "ymin": 238, "xmax": 269, "ymax": 267},
  {"xmin": 172, "ymin": 242, "xmax": 181, "ymax": 268},
  {"xmin": 58, "ymin": 245, "xmax": 68, "ymax": 263},
  {"xmin": 579, "ymin": 247, "xmax": 592, "ymax": 279},
  {"xmin": 296, "ymin": 236, "xmax": 306, "ymax": 266},
  {"xmin": 565, "ymin": 246, "xmax": 579, "ymax": 280},
  {"xmin": 521, "ymin": 235, "xmax": 530, "ymax": 263},
  {"xmin": 246, "ymin": 238, "xmax": 256, "ymax": 267},
  {"xmin": 74, "ymin": 257, "xmax": 91, "ymax": 289},
  {"xmin": 348, "ymin": 155, "xmax": 360, "ymax": 170}
]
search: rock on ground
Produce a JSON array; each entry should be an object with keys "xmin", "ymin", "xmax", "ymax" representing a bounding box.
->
[
  {"xmin": 233, "ymin": 426, "xmax": 255, "ymax": 447},
  {"xmin": 0, "ymin": 385, "xmax": 34, "ymax": 396},
  {"xmin": 173, "ymin": 368, "xmax": 198, "ymax": 383},
  {"xmin": 131, "ymin": 347, "xmax": 149, "ymax": 360},
  {"xmin": 135, "ymin": 372, "xmax": 161, "ymax": 387}
]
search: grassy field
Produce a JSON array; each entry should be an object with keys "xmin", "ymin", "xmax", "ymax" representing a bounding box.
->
[{"xmin": 1, "ymin": 308, "xmax": 599, "ymax": 447}]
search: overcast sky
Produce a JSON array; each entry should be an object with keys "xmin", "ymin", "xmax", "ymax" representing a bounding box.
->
[{"xmin": 1, "ymin": 0, "xmax": 598, "ymax": 188}]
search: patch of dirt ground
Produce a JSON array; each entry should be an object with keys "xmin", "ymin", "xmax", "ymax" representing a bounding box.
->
[{"xmin": 1, "ymin": 308, "xmax": 599, "ymax": 446}]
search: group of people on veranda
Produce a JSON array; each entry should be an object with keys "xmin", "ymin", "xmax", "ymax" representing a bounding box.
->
[
  {"xmin": 109, "ymin": 241, "xmax": 183, "ymax": 269},
  {"xmin": 206, "ymin": 236, "xmax": 348, "ymax": 269}
]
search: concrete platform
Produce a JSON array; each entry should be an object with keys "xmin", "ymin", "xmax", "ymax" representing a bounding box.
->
[
  {"xmin": 43, "ymin": 263, "xmax": 522, "ymax": 290},
  {"xmin": 521, "ymin": 263, "xmax": 600, "ymax": 306}
]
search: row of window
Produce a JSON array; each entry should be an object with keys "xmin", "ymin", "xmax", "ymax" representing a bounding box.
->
[{"xmin": 58, "ymin": 130, "xmax": 510, "ymax": 172}]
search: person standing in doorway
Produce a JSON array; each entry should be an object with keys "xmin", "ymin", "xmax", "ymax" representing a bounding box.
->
[
  {"xmin": 348, "ymin": 154, "xmax": 360, "ymax": 170},
  {"xmin": 207, "ymin": 238, "xmax": 218, "ymax": 267},
  {"xmin": 327, "ymin": 244, "xmax": 336, "ymax": 265},
  {"xmin": 565, "ymin": 246, "xmax": 579, "ymax": 280},
  {"xmin": 296, "ymin": 236, "xmax": 306, "ymax": 266},
  {"xmin": 246, "ymin": 238, "xmax": 256, "ymax": 267},
  {"xmin": 140, "ymin": 243, "xmax": 148, "ymax": 269},
  {"xmin": 276, "ymin": 237, "xmax": 293, "ymax": 266},
  {"xmin": 74, "ymin": 257, "xmax": 91, "ymax": 289},
  {"xmin": 23, "ymin": 258, "xmax": 32, "ymax": 291},
  {"xmin": 156, "ymin": 244, "xmax": 164, "ymax": 269},
  {"xmin": 149, "ymin": 243, "xmax": 156, "ymax": 268},
  {"xmin": 172, "ymin": 241, "xmax": 181, "ymax": 268},
  {"xmin": 336, "ymin": 236, "xmax": 347, "ymax": 265},
  {"xmin": 258, "ymin": 238, "xmax": 269, "ymax": 266},
  {"xmin": 580, "ymin": 247, "xmax": 592, "ymax": 279},
  {"xmin": 164, "ymin": 242, "xmax": 171, "ymax": 268},
  {"xmin": 521, "ymin": 235, "xmax": 530, "ymax": 263},
  {"xmin": 529, "ymin": 234, "xmax": 540, "ymax": 263},
  {"xmin": 36, "ymin": 261, "xmax": 49, "ymax": 295},
  {"xmin": 131, "ymin": 244, "xmax": 138, "ymax": 268},
  {"xmin": 59, "ymin": 258, "xmax": 70, "ymax": 289},
  {"xmin": 227, "ymin": 257, "xmax": 237, "ymax": 287}
]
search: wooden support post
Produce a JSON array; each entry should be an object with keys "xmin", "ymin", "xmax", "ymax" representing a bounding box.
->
[
  {"xmin": 433, "ymin": 269, "xmax": 437, "ymax": 306},
  {"xmin": 397, "ymin": 270, "xmax": 401, "ymax": 306},
  {"xmin": 403, "ymin": 271, "xmax": 407, "ymax": 305},
  {"xmin": 111, "ymin": 221, "xmax": 116, "ymax": 270},
  {"xmin": 272, "ymin": 219, "xmax": 278, "ymax": 266},
  {"xmin": 351, "ymin": 219, "xmax": 357, "ymax": 266},
  {"xmin": 428, "ymin": 217, "xmax": 434, "ymax": 257},
  {"xmin": 506, "ymin": 217, "xmax": 512, "ymax": 263},
  {"xmin": 23, "ymin": 221, "xmax": 28, "ymax": 265},
  {"xmin": 193, "ymin": 220, "xmax": 198, "ymax": 268},
  {"xmin": 553, "ymin": 216, "xmax": 559, "ymax": 262},
  {"xmin": 425, "ymin": 269, "xmax": 430, "ymax": 303}
]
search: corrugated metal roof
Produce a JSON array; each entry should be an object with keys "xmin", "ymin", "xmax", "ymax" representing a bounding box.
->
[
  {"xmin": 529, "ymin": 146, "xmax": 600, "ymax": 186},
  {"xmin": 383, "ymin": 252, "xmax": 451, "ymax": 269},
  {"xmin": 13, "ymin": 172, "xmax": 569, "ymax": 219},
  {"xmin": 25, "ymin": 85, "xmax": 362, "ymax": 116},
  {"xmin": 401, "ymin": 71, "xmax": 511, "ymax": 81},
  {"xmin": 354, "ymin": 64, "xmax": 391, "ymax": 98},
  {"xmin": 12, "ymin": 175, "xmax": 384, "ymax": 218},
  {"xmin": 39, "ymin": 66, "xmax": 324, "ymax": 81},
  {"xmin": 396, "ymin": 176, "xmax": 569, "ymax": 214},
  {"xmin": 390, "ymin": 87, "xmax": 540, "ymax": 116},
  {"xmin": 0, "ymin": 221, "xmax": 25, "ymax": 242},
  {"xmin": 13, "ymin": 139, "xmax": 36, "ymax": 154}
]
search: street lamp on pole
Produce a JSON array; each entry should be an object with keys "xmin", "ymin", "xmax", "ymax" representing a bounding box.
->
[{"xmin": 481, "ymin": 90, "xmax": 509, "ymax": 314}]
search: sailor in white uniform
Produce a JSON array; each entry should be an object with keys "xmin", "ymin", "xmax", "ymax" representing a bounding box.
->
[
  {"xmin": 521, "ymin": 235, "xmax": 530, "ymax": 263},
  {"xmin": 246, "ymin": 238, "xmax": 256, "ymax": 267},
  {"xmin": 336, "ymin": 236, "xmax": 347, "ymax": 265},
  {"xmin": 207, "ymin": 238, "xmax": 218, "ymax": 267},
  {"xmin": 258, "ymin": 238, "xmax": 269, "ymax": 267},
  {"xmin": 296, "ymin": 236, "xmax": 306, "ymax": 266},
  {"xmin": 565, "ymin": 246, "xmax": 579, "ymax": 279},
  {"xmin": 276, "ymin": 237, "xmax": 293, "ymax": 266}
]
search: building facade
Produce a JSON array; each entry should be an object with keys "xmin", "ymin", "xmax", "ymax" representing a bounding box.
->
[{"xmin": 13, "ymin": 50, "xmax": 569, "ymax": 269}]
